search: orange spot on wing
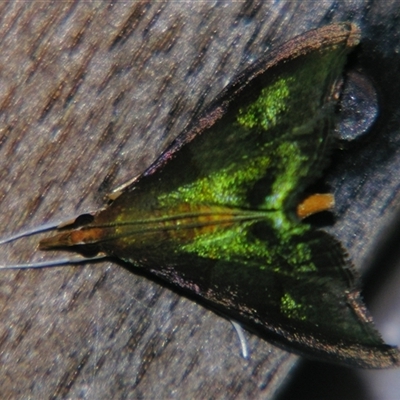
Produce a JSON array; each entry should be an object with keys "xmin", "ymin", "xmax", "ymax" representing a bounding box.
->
[{"xmin": 297, "ymin": 193, "xmax": 335, "ymax": 219}]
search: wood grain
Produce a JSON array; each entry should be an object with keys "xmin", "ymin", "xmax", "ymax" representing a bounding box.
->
[{"xmin": 0, "ymin": 2, "xmax": 399, "ymax": 399}]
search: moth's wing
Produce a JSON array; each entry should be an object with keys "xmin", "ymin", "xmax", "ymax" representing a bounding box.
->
[
  {"xmin": 88, "ymin": 24, "xmax": 361, "ymax": 250},
  {"xmin": 115, "ymin": 23, "xmax": 358, "ymax": 216},
  {"xmin": 133, "ymin": 23, "xmax": 358, "ymax": 207},
  {"xmin": 144, "ymin": 227, "xmax": 399, "ymax": 368}
]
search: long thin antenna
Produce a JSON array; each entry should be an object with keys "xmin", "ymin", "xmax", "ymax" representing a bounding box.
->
[
  {"xmin": 0, "ymin": 221, "xmax": 65, "ymax": 245},
  {"xmin": 0, "ymin": 215, "xmax": 104, "ymax": 270},
  {"xmin": 0, "ymin": 211, "xmax": 96, "ymax": 245},
  {"xmin": 0, "ymin": 255, "xmax": 107, "ymax": 270}
]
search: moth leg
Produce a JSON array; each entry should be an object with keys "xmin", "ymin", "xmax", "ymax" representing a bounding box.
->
[
  {"xmin": 230, "ymin": 319, "xmax": 249, "ymax": 359},
  {"xmin": 107, "ymin": 173, "xmax": 142, "ymax": 200}
]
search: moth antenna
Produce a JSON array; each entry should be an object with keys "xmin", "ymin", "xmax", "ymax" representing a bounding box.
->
[
  {"xmin": 0, "ymin": 221, "xmax": 65, "ymax": 245},
  {"xmin": 0, "ymin": 212, "xmax": 96, "ymax": 245},
  {"xmin": 0, "ymin": 254, "xmax": 107, "ymax": 270},
  {"xmin": 0, "ymin": 215, "xmax": 104, "ymax": 269},
  {"xmin": 230, "ymin": 320, "xmax": 249, "ymax": 359}
]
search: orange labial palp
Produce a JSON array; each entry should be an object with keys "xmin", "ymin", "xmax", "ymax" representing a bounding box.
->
[{"xmin": 39, "ymin": 228, "xmax": 105, "ymax": 249}]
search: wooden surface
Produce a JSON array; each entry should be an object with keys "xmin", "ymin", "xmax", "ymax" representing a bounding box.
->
[{"xmin": 0, "ymin": 2, "xmax": 399, "ymax": 399}]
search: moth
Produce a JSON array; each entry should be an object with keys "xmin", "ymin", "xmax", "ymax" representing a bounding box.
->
[{"xmin": 2, "ymin": 23, "xmax": 399, "ymax": 368}]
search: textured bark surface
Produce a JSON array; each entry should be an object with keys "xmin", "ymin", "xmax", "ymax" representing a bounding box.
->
[{"xmin": 0, "ymin": 2, "xmax": 399, "ymax": 399}]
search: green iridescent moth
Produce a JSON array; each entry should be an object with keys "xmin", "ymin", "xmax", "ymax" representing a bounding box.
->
[{"xmin": 2, "ymin": 23, "xmax": 399, "ymax": 369}]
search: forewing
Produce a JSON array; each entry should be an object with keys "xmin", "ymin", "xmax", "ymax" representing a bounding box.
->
[
  {"xmin": 143, "ymin": 226, "xmax": 399, "ymax": 368},
  {"xmin": 128, "ymin": 23, "xmax": 358, "ymax": 214}
]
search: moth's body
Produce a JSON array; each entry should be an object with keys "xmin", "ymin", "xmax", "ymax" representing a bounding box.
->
[
  {"xmin": 6, "ymin": 23, "xmax": 400, "ymax": 368},
  {"xmin": 41, "ymin": 203, "xmax": 270, "ymax": 252}
]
